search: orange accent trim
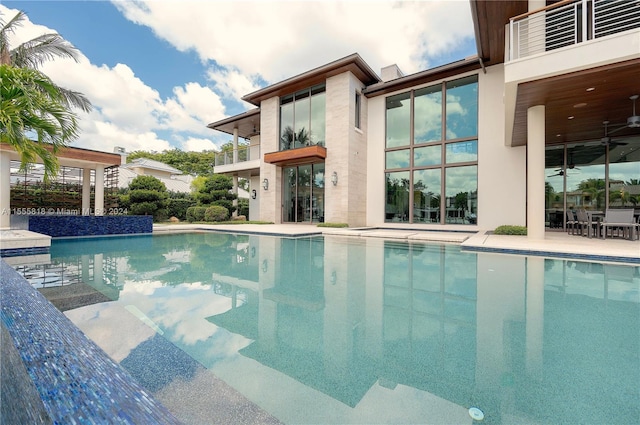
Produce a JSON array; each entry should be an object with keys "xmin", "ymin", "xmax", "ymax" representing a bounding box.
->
[{"xmin": 263, "ymin": 145, "xmax": 327, "ymax": 166}]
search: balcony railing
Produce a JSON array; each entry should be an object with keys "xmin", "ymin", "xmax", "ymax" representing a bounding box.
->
[
  {"xmin": 214, "ymin": 145, "xmax": 260, "ymax": 167},
  {"xmin": 509, "ymin": 0, "xmax": 640, "ymax": 60}
]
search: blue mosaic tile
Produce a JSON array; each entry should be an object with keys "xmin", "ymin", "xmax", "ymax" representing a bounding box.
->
[
  {"xmin": 0, "ymin": 260, "xmax": 182, "ymax": 424},
  {"xmin": 26, "ymin": 216, "xmax": 153, "ymax": 238},
  {"xmin": 0, "ymin": 246, "xmax": 50, "ymax": 258}
]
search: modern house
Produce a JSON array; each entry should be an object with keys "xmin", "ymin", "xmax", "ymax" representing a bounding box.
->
[{"xmin": 209, "ymin": 0, "xmax": 639, "ymax": 238}]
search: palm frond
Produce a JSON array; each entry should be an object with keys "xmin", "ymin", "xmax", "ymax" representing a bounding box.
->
[
  {"xmin": 0, "ymin": 11, "xmax": 26, "ymax": 65},
  {"xmin": 11, "ymin": 33, "xmax": 80, "ymax": 68}
]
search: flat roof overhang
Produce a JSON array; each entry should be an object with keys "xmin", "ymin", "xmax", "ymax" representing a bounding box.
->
[
  {"xmin": 363, "ymin": 57, "xmax": 481, "ymax": 98},
  {"xmin": 263, "ymin": 145, "xmax": 327, "ymax": 167},
  {"xmin": 207, "ymin": 108, "xmax": 261, "ymax": 139},
  {"xmin": 242, "ymin": 53, "xmax": 381, "ymax": 106},
  {"xmin": 0, "ymin": 143, "xmax": 122, "ymax": 168},
  {"xmin": 512, "ymin": 58, "xmax": 640, "ymax": 147},
  {"xmin": 470, "ymin": 0, "xmax": 528, "ymax": 67}
]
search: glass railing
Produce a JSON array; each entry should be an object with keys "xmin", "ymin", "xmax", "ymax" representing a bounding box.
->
[
  {"xmin": 508, "ymin": 0, "xmax": 640, "ymax": 61},
  {"xmin": 214, "ymin": 145, "xmax": 260, "ymax": 167}
]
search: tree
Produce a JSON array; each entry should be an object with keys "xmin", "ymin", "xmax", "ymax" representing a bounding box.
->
[
  {"xmin": 1, "ymin": 10, "xmax": 91, "ymax": 112},
  {"xmin": 127, "ymin": 149, "xmax": 216, "ymax": 176},
  {"xmin": 578, "ymin": 178, "xmax": 605, "ymax": 209},
  {"xmin": 0, "ymin": 64, "xmax": 79, "ymax": 177},
  {"xmin": 196, "ymin": 174, "xmax": 237, "ymax": 214},
  {"xmin": 128, "ymin": 175, "xmax": 168, "ymax": 221}
]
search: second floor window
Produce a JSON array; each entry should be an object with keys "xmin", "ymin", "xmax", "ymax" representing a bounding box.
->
[{"xmin": 280, "ymin": 84, "xmax": 326, "ymax": 150}]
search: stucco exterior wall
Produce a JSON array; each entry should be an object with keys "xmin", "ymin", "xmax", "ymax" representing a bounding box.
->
[
  {"xmin": 365, "ymin": 96, "xmax": 386, "ymax": 226},
  {"xmin": 477, "ymin": 64, "xmax": 527, "ymax": 229}
]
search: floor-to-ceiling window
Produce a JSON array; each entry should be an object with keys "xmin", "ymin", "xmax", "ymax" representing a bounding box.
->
[
  {"xmin": 280, "ymin": 84, "xmax": 326, "ymax": 150},
  {"xmin": 283, "ymin": 164, "xmax": 325, "ymax": 223},
  {"xmin": 544, "ymin": 136, "xmax": 640, "ymax": 229},
  {"xmin": 385, "ymin": 75, "xmax": 478, "ymax": 224}
]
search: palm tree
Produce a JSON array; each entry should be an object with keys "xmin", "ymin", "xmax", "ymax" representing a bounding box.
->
[
  {"xmin": 578, "ymin": 178, "xmax": 605, "ymax": 209},
  {"xmin": 0, "ymin": 64, "xmax": 79, "ymax": 177},
  {"xmin": 1, "ymin": 10, "xmax": 92, "ymax": 112}
]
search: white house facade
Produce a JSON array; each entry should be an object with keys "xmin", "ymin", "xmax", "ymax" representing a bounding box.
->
[{"xmin": 208, "ymin": 0, "xmax": 640, "ymax": 237}]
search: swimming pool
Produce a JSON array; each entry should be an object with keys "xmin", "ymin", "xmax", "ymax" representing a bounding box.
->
[{"xmin": 15, "ymin": 232, "xmax": 640, "ymax": 424}]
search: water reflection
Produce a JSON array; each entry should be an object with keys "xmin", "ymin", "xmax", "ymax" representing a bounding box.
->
[{"xmin": 17, "ymin": 233, "xmax": 640, "ymax": 424}]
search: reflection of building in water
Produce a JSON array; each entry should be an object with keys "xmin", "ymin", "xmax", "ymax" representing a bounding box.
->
[
  {"xmin": 204, "ymin": 235, "xmax": 639, "ymax": 423},
  {"xmin": 12, "ymin": 252, "xmax": 125, "ymax": 311}
]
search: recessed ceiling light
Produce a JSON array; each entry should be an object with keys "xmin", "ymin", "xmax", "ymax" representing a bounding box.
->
[
  {"xmin": 568, "ymin": 116, "xmax": 575, "ymax": 119},
  {"xmin": 556, "ymin": 134, "xmax": 562, "ymax": 137},
  {"xmin": 574, "ymin": 102, "xmax": 587, "ymax": 108},
  {"xmin": 586, "ymin": 87, "xmax": 595, "ymax": 92}
]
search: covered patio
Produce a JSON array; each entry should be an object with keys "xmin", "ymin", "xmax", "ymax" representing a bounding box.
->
[{"xmin": 0, "ymin": 143, "xmax": 122, "ymax": 229}]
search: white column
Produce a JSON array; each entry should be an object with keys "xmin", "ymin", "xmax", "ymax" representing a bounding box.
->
[
  {"xmin": 527, "ymin": 105, "xmax": 546, "ymax": 239},
  {"xmin": 525, "ymin": 256, "xmax": 545, "ymax": 380},
  {"xmin": 82, "ymin": 168, "xmax": 91, "ymax": 215},
  {"xmin": 232, "ymin": 175, "xmax": 238, "ymax": 217},
  {"xmin": 232, "ymin": 128, "xmax": 239, "ymax": 164},
  {"xmin": 94, "ymin": 165, "xmax": 104, "ymax": 216},
  {"xmin": 0, "ymin": 152, "xmax": 11, "ymax": 228}
]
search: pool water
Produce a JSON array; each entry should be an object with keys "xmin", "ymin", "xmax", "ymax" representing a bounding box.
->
[{"xmin": 18, "ymin": 232, "xmax": 640, "ymax": 424}]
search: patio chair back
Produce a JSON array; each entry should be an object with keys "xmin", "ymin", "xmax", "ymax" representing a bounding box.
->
[{"xmin": 601, "ymin": 209, "xmax": 636, "ymax": 240}]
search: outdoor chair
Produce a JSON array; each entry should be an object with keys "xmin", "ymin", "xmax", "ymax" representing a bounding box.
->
[
  {"xmin": 566, "ymin": 210, "xmax": 578, "ymax": 235},
  {"xmin": 599, "ymin": 209, "xmax": 637, "ymax": 240},
  {"xmin": 575, "ymin": 209, "xmax": 590, "ymax": 237}
]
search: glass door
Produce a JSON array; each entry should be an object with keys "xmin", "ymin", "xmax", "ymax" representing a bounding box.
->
[{"xmin": 283, "ymin": 164, "xmax": 325, "ymax": 223}]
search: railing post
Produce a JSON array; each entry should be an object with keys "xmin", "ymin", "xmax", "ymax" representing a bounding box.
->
[
  {"xmin": 509, "ymin": 18, "xmax": 515, "ymax": 60},
  {"xmin": 582, "ymin": 0, "xmax": 588, "ymax": 42}
]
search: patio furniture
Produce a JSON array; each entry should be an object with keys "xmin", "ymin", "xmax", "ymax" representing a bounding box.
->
[
  {"xmin": 599, "ymin": 209, "xmax": 638, "ymax": 240},
  {"xmin": 573, "ymin": 209, "xmax": 600, "ymax": 238},
  {"xmin": 566, "ymin": 210, "xmax": 578, "ymax": 235}
]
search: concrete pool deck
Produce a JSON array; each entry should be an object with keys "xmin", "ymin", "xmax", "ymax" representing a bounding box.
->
[
  {"xmin": 1, "ymin": 223, "xmax": 638, "ymax": 263},
  {"xmin": 152, "ymin": 223, "xmax": 640, "ymax": 264}
]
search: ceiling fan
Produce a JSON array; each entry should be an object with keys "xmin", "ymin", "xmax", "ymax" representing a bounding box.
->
[
  {"xmin": 601, "ymin": 120, "xmax": 629, "ymax": 146},
  {"xmin": 602, "ymin": 95, "xmax": 640, "ymax": 141}
]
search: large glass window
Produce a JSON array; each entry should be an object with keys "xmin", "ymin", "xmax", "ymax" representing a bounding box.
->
[
  {"xmin": 545, "ymin": 136, "xmax": 640, "ymax": 230},
  {"xmin": 386, "ymin": 93, "xmax": 411, "ymax": 148},
  {"xmin": 386, "ymin": 171, "xmax": 410, "ymax": 222},
  {"xmin": 280, "ymin": 84, "xmax": 326, "ymax": 151},
  {"xmin": 283, "ymin": 164, "xmax": 325, "ymax": 223},
  {"xmin": 384, "ymin": 75, "xmax": 478, "ymax": 224}
]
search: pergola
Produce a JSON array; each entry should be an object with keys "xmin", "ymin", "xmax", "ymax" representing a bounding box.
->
[{"xmin": 0, "ymin": 143, "xmax": 122, "ymax": 228}]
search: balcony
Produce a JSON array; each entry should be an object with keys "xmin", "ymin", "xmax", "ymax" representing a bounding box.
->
[
  {"xmin": 508, "ymin": 0, "xmax": 640, "ymax": 61},
  {"xmin": 213, "ymin": 145, "xmax": 260, "ymax": 174}
]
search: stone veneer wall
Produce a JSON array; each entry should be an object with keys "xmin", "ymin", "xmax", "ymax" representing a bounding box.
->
[
  {"xmin": 23, "ymin": 215, "xmax": 153, "ymax": 237},
  {"xmin": 0, "ymin": 260, "xmax": 181, "ymax": 424}
]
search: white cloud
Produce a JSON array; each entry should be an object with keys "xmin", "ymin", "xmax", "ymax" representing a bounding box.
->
[
  {"xmin": 182, "ymin": 137, "xmax": 218, "ymax": 152},
  {"xmin": 206, "ymin": 67, "xmax": 261, "ymax": 104},
  {"xmin": 112, "ymin": 0, "xmax": 475, "ymax": 83},
  {"xmin": 0, "ymin": 4, "xmax": 227, "ymax": 154}
]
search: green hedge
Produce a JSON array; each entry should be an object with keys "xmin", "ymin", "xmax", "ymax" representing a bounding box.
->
[
  {"xmin": 204, "ymin": 205, "xmax": 229, "ymax": 222},
  {"xmin": 494, "ymin": 225, "xmax": 527, "ymax": 235},
  {"xmin": 186, "ymin": 206, "xmax": 207, "ymax": 222}
]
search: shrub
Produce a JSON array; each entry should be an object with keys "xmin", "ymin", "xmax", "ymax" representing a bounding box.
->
[
  {"xmin": 186, "ymin": 206, "xmax": 207, "ymax": 222},
  {"xmin": 238, "ymin": 198, "xmax": 249, "ymax": 218},
  {"xmin": 317, "ymin": 222, "xmax": 349, "ymax": 228},
  {"xmin": 204, "ymin": 205, "xmax": 229, "ymax": 222},
  {"xmin": 167, "ymin": 198, "xmax": 195, "ymax": 221},
  {"xmin": 212, "ymin": 199, "xmax": 236, "ymax": 215},
  {"xmin": 494, "ymin": 225, "xmax": 527, "ymax": 235}
]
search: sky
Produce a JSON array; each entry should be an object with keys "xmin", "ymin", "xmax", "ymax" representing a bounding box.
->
[{"xmin": 0, "ymin": 0, "xmax": 477, "ymax": 154}]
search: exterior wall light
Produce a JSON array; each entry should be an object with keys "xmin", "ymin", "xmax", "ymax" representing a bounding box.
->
[
  {"xmin": 331, "ymin": 171, "xmax": 338, "ymax": 186},
  {"xmin": 262, "ymin": 178, "xmax": 269, "ymax": 190}
]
